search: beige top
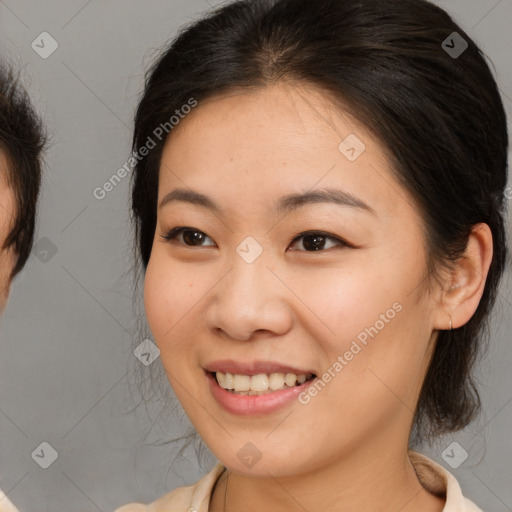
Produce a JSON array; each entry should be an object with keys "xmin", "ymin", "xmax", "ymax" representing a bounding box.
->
[
  {"xmin": 0, "ymin": 488, "xmax": 20, "ymax": 512},
  {"xmin": 114, "ymin": 450, "xmax": 484, "ymax": 512}
]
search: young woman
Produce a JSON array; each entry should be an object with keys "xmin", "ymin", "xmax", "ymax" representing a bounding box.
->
[
  {"xmin": 116, "ymin": 0, "xmax": 509, "ymax": 510},
  {"xmin": 0, "ymin": 62, "xmax": 46, "ymax": 512}
]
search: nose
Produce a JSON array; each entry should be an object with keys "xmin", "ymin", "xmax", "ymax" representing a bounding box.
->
[{"xmin": 205, "ymin": 248, "xmax": 293, "ymax": 342}]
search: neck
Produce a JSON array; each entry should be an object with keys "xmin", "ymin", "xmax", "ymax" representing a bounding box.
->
[{"xmin": 210, "ymin": 435, "xmax": 445, "ymax": 512}]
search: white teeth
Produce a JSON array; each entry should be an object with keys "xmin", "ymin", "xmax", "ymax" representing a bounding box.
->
[
  {"xmin": 268, "ymin": 373, "xmax": 285, "ymax": 390},
  {"xmin": 224, "ymin": 373, "xmax": 234, "ymax": 389},
  {"xmin": 250, "ymin": 374, "xmax": 269, "ymax": 392},
  {"xmin": 215, "ymin": 371, "xmax": 312, "ymax": 394},
  {"xmin": 216, "ymin": 372, "xmax": 226, "ymax": 388},
  {"xmin": 233, "ymin": 374, "xmax": 251, "ymax": 391},
  {"xmin": 285, "ymin": 373, "xmax": 297, "ymax": 387}
]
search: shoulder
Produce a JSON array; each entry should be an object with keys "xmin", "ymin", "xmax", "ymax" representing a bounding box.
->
[
  {"xmin": 114, "ymin": 462, "xmax": 226, "ymax": 512},
  {"xmin": 408, "ymin": 449, "xmax": 484, "ymax": 512}
]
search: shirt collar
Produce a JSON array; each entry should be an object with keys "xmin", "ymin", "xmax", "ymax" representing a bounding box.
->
[{"xmin": 191, "ymin": 450, "xmax": 480, "ymax": 512}]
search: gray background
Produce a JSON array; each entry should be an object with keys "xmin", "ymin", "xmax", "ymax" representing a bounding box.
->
[{"xmin": 0, "ymin": 1, "xmax": 511, "ymax": 511}]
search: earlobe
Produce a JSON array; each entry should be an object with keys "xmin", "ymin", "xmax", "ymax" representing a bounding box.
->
[{"xmin": 435, "ymin": 223, "xmax": 494, "ymax": 331}]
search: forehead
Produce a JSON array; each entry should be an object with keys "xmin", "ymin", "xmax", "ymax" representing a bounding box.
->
[{"xmin": 158, "ymin": 83, "xmax": 405, "ymax": 220}]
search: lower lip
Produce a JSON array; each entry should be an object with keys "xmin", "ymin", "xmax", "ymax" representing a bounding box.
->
[{"xmin": 205, "ymin": 371, "xmax": 316, "ymax": 416}]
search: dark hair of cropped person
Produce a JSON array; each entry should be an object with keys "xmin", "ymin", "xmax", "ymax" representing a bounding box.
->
[
  {"xmin": 0, "ymin": 62, "xmax": 46, "ymax": 281},
  {"xmin": 129, "ymin": 0, "xmax": 509, "ymax": 450}
]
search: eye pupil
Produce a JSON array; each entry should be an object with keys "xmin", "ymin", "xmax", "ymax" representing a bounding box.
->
[{"xmin": 303, "ymin": 234, "xmax": 326, "ymax": 251}]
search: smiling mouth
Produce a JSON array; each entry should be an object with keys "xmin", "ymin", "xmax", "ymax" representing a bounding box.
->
[{"xmin": 209, "ymin": 371, "xmax": 316, "ymax": 395}]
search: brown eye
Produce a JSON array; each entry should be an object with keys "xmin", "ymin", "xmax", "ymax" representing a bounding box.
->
[
  {"xmin": 161, "ymin": 227, "xmax": 349, "ymax": 251},
  {"xmin": 161, "ymin": 227, "xmax": 216, "ymax": 247},
  {"xmin": 288, "ymin": 231, "xmax": 348, "ymax": 252}
]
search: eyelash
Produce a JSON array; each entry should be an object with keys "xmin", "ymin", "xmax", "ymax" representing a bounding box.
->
[{"xmin": 160, "ymin": 226, "xmax": 351, "ymax": 251}]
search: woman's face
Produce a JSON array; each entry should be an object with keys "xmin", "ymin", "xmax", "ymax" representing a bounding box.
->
[
  {"xmin": 144, "ymin": 83, "xmax": 446, "ymax": 476},
  {"xmin": 0, "ymin": 152, "xmax": 16, "ymax": 313}
]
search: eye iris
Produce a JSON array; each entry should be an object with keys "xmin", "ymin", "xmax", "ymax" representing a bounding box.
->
[
  {"xmin": 303, "ymin": 234, "xmax": 326, "ymax": 251},
  {"xmin": 183, "ymin": 230, "xmax": 205, "ymax": 245}
]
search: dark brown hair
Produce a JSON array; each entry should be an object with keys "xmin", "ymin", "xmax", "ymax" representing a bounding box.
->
[
  {"xmin": 0, "ymin": 62, "xmax": 46, "ymax": 281},
  {"xmin": 130, "ymin": 0, "xmax": 509, "ymax": 448}
]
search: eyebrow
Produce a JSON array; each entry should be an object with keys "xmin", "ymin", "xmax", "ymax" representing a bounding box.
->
[{"xmin": 158, "ymin": 187, "xmax": 377, "ymax": 216}]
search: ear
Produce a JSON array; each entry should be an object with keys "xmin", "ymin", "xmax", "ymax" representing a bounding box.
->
[{"xmin": 434, "ymin": 223, "xmax": 494, "ymax": 330}]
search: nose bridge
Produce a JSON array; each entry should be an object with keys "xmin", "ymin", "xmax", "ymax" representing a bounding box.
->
[
  {"xmin": 208, "ymin": 234, "xmax": 290, "ymax": 339},
  {"xmin": 226, "ymin": 234, "xmax": 272, "ymax": 303}
]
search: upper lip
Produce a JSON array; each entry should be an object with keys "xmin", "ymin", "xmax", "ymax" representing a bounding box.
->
[{"xmin": 204, "ymin": 360, "xmax": 316, "ymax": 376}]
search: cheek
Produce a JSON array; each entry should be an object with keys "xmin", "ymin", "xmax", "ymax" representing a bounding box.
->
[
  {"xmin": 293, "ymin": 265, "xmax": 396, "ymax": 352},
  {"xmin": 143, "ymin": 252, "xmax": 207, "ymax": 350},
  {"xmin": 143, "ymin": 256, "xmax": 164, "ymax": 338},
  {"xmin": 144, "ymin": 253, "xmax": 180, "ymax": 343},
  {"xmin": 296, "ymin": 256, "xmax": 429, "ymax": 398},
  {"xmin": 0, "ymin": 247, "xmax": 15, "ymax": 305}
]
